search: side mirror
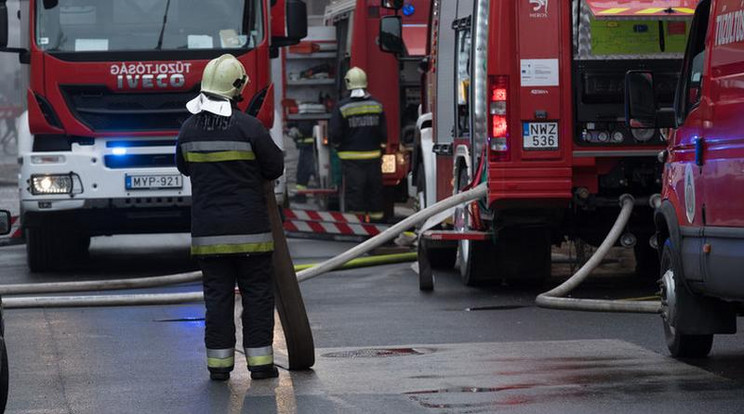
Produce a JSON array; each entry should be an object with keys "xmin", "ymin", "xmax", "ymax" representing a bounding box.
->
[
  {"xmin": 0, "ymin": 1, "xmax": 7, "ymax": 49},
  {"xmin": 379, "ymin": 16, "xmax": 404, "ymax": 54},
  {"xmin": 286, "ymin": 0, "xmax": 307, "ymax": 42},
  {"xmin": 381, "ymin": 0, "xmax": 404, "ymax": 10},
  {"xmin": 625, "ymin": 71, "xmax": 659, "ymax": 129},
  {"xmin": 0, "ymin": 210, "xmax": 10, "ymax": 236}
]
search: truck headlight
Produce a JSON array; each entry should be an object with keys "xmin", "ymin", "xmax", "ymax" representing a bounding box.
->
[
  {"xmin": 30, "ymin": 174, "xmax": 74, "ymax": 195},
  {"xmin": 381, "ymin": 154, "xmax": 396, "ymax": 174}
]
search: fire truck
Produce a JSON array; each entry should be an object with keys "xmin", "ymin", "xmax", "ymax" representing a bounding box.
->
[
  {"xmin": 0, "ymin": 0, "xmax": 306, "ymax": 271},
  {"xmin": 627, "ymin": 0, "xmax": 743, "ymax": 358},
  {"xmin": 320, "ymin": 0, "xmax": 430, "ymax": 218},
  {"xmin": 380, "ymin": 0, "xmax": 696, "ymax": 285}
]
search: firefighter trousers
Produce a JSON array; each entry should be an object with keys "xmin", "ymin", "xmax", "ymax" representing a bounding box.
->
[
  {"xmin": 296, "ymin": 146, "xmax": 315, "ymax": 188},
  {"xmin": 198, "ymin": 254, "xmax": 275, "ymax": 371},
  {"xmin": 342, "ymin": 158, "xmax": 383, "ymax": 220}
]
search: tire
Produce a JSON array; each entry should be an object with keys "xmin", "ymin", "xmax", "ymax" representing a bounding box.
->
[
  {"xmin": 458, "ymin": 240, "xmax": 496, "ymax": 286},
  {"xmin": 659, "ymin": 239, "xmax": 714, "ymax": 358},
  {"xmin": 0, "ymin": 337, "xmax": 8, "ymax": 413},
  {"xmin": 634, "ymin": 241, "xmax": 660, "ymax": 280},
  {"xmin": 26, "ymin": 225, "xmax": 57, "ymax": 273},
  {"xmin": 454, "ymin": 169, "xmax": 496, "ymax": 285},
  {"xmin": 26, "ymin": 222, "xmax": 89, "ymax": 272}
]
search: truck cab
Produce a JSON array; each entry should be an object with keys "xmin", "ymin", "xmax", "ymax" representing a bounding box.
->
[
  {"xmin": 628, "ymin": 0, "xmax": 744, "ymax": 358},
  {"xmin": 0, "ymin": 0, "xmax": 305, "ymax": 271}
]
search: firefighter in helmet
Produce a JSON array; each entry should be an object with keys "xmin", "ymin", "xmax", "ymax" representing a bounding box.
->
[
  {"xmin": 329, "ymin": 67, "xmax": 387, "ymax": 221},
  {"xmin": 175, "ymin": 54, "xmax": 284, "ymax": 381}
]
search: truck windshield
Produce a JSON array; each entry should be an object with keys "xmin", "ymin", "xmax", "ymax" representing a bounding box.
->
[{"xmin": 35, "ymin": 0, "xmax": 262, "ymax": 52}]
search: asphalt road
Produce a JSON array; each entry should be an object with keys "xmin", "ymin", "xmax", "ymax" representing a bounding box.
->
[{"xmin": 1, "ymin": 235, "xmax": 743, "ymax": 413}]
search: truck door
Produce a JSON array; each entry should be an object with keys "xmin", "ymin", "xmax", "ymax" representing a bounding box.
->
[
  {"xmin": 701, "ymin": 0, "xmax": 744, "ymax": 294},
  {"xmin": 670, "ymin": 0, "xmax": 709, "ymax": 282}
]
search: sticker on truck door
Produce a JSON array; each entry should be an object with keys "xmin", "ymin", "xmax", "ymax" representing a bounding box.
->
[
  {"xmin": 685, "ymin": 163, "xmax": 695, "ymax": 223},
  {"xmin": 523, "ymin": 122, "xmax": 559, "ymax": 150},
  {"xmin": 520, "ymin": 59, "xmax": 559, "ymax": 87}
]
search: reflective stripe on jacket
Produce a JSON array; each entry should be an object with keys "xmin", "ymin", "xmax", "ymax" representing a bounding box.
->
[
  {"xmin": 329, "ymin": 95, "xmax": 387, "ymax": 155},
  {"xmin": 176, "ymin": 111, "xmax": 284, "ymax": 257}
]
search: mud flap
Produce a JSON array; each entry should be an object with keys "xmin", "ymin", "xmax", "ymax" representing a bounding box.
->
[{"xmin": 265, "ymin": 182, "xmax": 315, "ymax": 370}]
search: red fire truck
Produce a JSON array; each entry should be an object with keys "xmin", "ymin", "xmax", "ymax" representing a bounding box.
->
[
  {"xmin": 381, "ymin": 0, "xmax": 696, "ymax": 285},
  {"xmin": 627, "ymin": 0, "xmax": 743, "ymax": 358},
  {"xmin": 0, "ymin": 0, "xmax": 306, "ymax": 271},
  {"xmin": 322, "ymin": 0, "xmax": 430, "ymax": 218}
]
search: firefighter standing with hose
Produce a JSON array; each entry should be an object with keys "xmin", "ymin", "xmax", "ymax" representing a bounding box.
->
[
  {"xmin": 175, "ymin": 54, "xmax": 284, "ymax": 381},
  {"xmin": 329, "ymin": 67, "xmax": 387, "ymax": 222}
]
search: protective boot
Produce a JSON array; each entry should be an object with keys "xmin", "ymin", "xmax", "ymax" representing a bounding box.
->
[
  {"xmin": 249, "ymin": 364, "xmax": 279, "ymax": 380},
  {"xmin": 209, "ymin": 369, "xmax": 230, "ymax": 381}
]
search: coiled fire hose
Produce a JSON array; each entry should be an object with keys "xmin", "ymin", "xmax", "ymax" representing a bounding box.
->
[
  {"xmin": 535, "ymin": 194, "xmax": 661, "ymax": 314},
  {"xmin": 1, "ymin": 184, "xmax": 487, "ymax": 309}
]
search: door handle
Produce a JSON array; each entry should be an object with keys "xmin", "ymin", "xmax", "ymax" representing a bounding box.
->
[{"xmin": 695, "ymin": 138, "xmax": 704, "ymax": 166}]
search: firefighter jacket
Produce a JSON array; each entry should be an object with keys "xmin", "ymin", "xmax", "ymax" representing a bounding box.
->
[
  {"xmin": 175, "ymin": 111, "xmax": 284, "ymax": 256},
  {"xmin": 329, "ymin": 94, "xmax": 387, "ymax": 160},
  {"xmin": 288, "ymin": 121, "xmax": 315, "ymax": 147}
]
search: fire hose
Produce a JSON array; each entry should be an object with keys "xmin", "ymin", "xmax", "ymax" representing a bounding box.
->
[
  {"xmin": 1, "ymin": 184, "xmax": 487, "ymax": 309},
  {"xmin": 535, "ymin": 194, "xmax": 661, "ymax": 314}
]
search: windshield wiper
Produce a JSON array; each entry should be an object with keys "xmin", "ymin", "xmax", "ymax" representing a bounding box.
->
[{"xmin": 156, "ymin": 0, "xmax": 171, "ymax": 50}]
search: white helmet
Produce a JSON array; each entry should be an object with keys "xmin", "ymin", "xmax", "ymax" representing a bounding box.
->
[
  {"xmin": 200, "ymin": 54, "xmax": 248, "ymax": 100},
  {"xmin": 344, "ymin": 67, "xmax": 368, "ymax": 90}
]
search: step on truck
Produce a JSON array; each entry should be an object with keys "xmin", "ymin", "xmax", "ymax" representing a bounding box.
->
[
  {"xmin": 0, "ymin": 0, "xmax": 306, "ymax": 271},
  {"xmin": 381, "ymin": 0, "xmax": 696, "ymax": 286},
  {"xmin": 627, "ymin": 0, "xmax": 744, "ymax": 358}
]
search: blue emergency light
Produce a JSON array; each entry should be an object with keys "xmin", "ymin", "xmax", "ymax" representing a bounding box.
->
[{"xmin": 402, "ymin": 3, "xmax": 415, "ymax": 16}]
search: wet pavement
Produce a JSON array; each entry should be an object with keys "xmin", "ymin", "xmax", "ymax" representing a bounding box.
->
[{"xmin": 1, "ymin": 234, "xmax": 743, "ymax": 413}]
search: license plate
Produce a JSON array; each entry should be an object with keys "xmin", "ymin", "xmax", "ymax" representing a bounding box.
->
[
  {"xmin": 125, "ymin": 174, "xmax": 183, "ymax": 190},
  {"xmin": 523, "ymin": 122, "xmax": 559, "ymax": 150}
]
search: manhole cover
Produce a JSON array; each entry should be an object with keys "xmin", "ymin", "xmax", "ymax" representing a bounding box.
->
[{"xmin": 322, "ymin": 347, "xmax": 435, "ymax": 358}]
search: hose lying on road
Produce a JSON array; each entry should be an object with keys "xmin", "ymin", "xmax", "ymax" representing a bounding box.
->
[
  {"xmin": 535, "ymin": 194, "xmax": 661, "ymax": 314},
  {"xmin": 0, "ymin": 252, "xmax": 418, "ymax": 296},
  {"xmin": 3, "ymin": 185, "xmax": 486, "ymax": 308}
]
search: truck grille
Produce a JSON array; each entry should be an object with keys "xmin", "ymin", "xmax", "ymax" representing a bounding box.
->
[{"xmin": 60, "ymin": 85, "xmax": 196, "ymax": 131}]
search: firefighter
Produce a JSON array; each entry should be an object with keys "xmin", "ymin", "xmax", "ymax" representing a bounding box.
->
[
  {"xmin": 329, "ymin": 67, "xmax": 387, "ymax": 221},
  {"xmin": 287, "ymin": 121, "xmax": 316, "ymax": 203},
  {"xmin": 175, "ymin": 54, "xmax": 284, "ymax": 381}
]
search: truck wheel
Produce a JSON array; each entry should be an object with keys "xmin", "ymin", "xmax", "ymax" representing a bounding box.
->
[
  {"xmin": 454, "ymin": 168, "xmax": 494, "ymax": 285},
  {"xmin": 500, "ymin": 227, "xmax": 551, "ymax": 287},
  {"xmin": 458, "ymin": 240, "xmax": 495, "ymax": 286},
  {"xmin": 26, "ymin": 225, "xmax": 58, "ymax": 273},
  {"xmin": 634, "ymin": 241, "xmax": 660, "ymax": 280},
  {"xmin": 0, "ymin": 337, "xmax": 8, "ymax": 413},
  {"xmin": 659, "ymin": 239, "xmax": 714, "ymax": 358}
]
